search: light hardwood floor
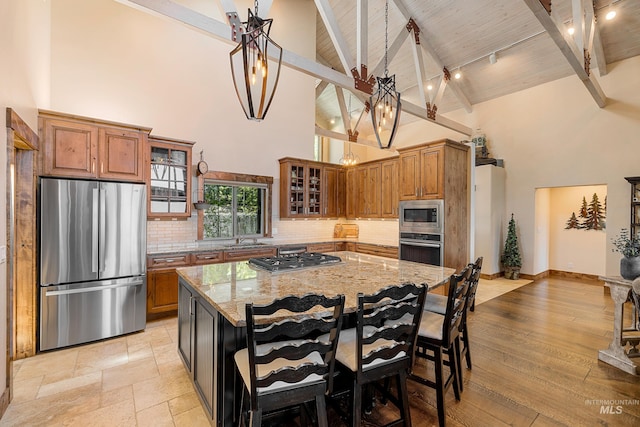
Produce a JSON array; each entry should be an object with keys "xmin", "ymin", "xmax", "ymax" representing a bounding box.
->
[{"xmin": 1, "ymin": 277, "xmax": 639, "ymax": 426}]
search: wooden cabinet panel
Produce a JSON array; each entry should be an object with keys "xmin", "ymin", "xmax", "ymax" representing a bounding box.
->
[
  {"xmin": 399, "ymin": 151, "xmax": 420, "ymax": 200},
  {"xmin": 366, "ymin": 163, "xmax": 381, "ymax": 217},
  {"xmin": 223, "ymin": 247, "xmax": 277, "ymax": 262},
  {"xmin": 147, "ymin": 269, "xmax": 180, "ymax": 316},
  {"xmin": 355, "ymin": 243, "xmax": 399, "ymax": 259},
  {"xmin": 191, "ymin": 251, "xmax": 224, "ymax": 265},
  {"xmin": 41, "ymin": 118, "xmax": 97, "ymax": 177},
  {"xmin": 306, "ymin": 242, "xmax": 335, "ymax": 253},
  {"xmin": 39, "ymin": 111, "xmax": 150, "ymax": 182},
  {"xmin": 381, "ymin": 159, "xmax": 399, "ymax": 218},
  {"xmin": 346, "ymin": 169, "xmax": 356, "ymax": 219},
  {"xmin": 337, "ymin": 169, "xmax": 346, "ymax": 217},
  {"xmin": 99, "ymin": 127, "xmax": 145, "ymax": 181},
  {"xmin": 323, "ymin": 166, "xmax": 339, "ymax": 217},
  {"xmin": 420, "ymin": 147, "xmax": 444, "ymax": 199},
  {"xmin": 147, "ymin": 253, "xmax": 191, "ymax": 269},
  {"xmin": 355, "ymin": 166, "xmax": 367, "ymax": 218},
  {"xmin": 334, "ymin": 242, "xmax": 347, "ymax": 251}
]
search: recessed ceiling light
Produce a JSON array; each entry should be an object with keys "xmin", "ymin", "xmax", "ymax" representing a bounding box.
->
[
  {"xmin": 427, "ymin": 83, "xmax": 433, "ymax": 91},
  {"xmin": 606, "ymin": 10, "xmax": 616, "ymax": 20},
  {"xmin": 454, "ymin": 70, "xmax": 462, "ymax": 80},
  {"xmin": 567, "ymin": 26, "xmax": 575, "ymax": 35}
]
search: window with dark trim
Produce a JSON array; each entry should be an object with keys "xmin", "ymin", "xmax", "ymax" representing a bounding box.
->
[{"xmin": 197, "ymin": 172, "xmax": 273, "ymax": 240}]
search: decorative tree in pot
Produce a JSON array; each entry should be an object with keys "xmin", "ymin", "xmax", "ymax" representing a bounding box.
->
[
  {"xmin": 612, "ymin": 229, "xmax": 640, "ymax": 280},
  {"xmin": 501, "ymin": 213, "xmax": 522, "ymax": 280}
]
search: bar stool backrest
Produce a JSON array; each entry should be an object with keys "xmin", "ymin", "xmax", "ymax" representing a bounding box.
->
[{"xmin": 442, "ymin": 266, "xmax": 472, "ymax": 346}]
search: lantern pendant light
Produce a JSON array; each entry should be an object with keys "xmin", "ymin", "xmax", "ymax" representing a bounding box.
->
[
  {"xmin": 370, "ymin": 0, "xmax": 401, "ymax": 149},
  {"xmin": 229, "ymin": 1, "xmax": 282, "ymax": 121}
]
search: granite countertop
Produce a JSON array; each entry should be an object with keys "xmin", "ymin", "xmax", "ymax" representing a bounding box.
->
[{"xmin": 176, "ymin": 251, "xmax": 455, "ymax": 327}]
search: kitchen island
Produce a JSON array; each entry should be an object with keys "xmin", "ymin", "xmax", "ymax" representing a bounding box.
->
[{"xmin": 176, "ymin": 251, "xmax": 456, "ymax": 426}]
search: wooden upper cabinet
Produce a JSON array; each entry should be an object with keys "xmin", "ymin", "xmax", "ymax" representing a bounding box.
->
[
  {"xmin": 147, "ymin": 136, "xmax": 194, "ymax": 219},
  {"xmin": 323, "ymin": 165, "xmax": 339, "ymax": 217},
  {"xmin": 398, "ymin": 140, "xmax": 460, "ymax": 201},
  {"xmin": 279, "ymin": 158, "xmax": 325, "ymax": 219},
  {"xmin": 398, "ymin": 150, "xmax": 420, "ymax": 200},
  {"xmin": 346, "ymin": 168, "xmax": 356, "ymax": 219},
  {"xmin": 39, "ymin": 110, "xmax": 150, "ymax": 182},
  {"xmin": 365, "ymin": 163, "xmax": 381, "ymax": 217},
  {"xmin": 419, "ymin": 147, "xmax": 444, "ymax": 199},
  {"xmin": 381, "ymin": 159, "xmax": 399, "ymax": 218},
  {"xmin": 337, "ymin": 168, "xmax": 346, "ymax": 218},
  {"xmin": 98, "ymin": 127, "xmax": 146, "ymax": 181},
  {"xmin": 41, "ymin": 118, "xmax": 97, "ymax": 178}
]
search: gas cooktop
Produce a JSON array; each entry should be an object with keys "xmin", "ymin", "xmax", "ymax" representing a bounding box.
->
[{"xmin": 248, "ymin": 252, "xmax": 342, "ymax": 272}]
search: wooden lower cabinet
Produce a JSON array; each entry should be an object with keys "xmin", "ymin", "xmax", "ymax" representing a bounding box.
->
[
  {"xmin": 306, "ymin": 242, "xmax": 335, "ymax": 253},
  {"xmin": 223, "ymin": 247, "xmax": 276, "ymax": 262},
  {"xmin": 147, "ymin": 269, "xmax": 180, "ymax": 318},
  {"xmin": 355, "ymin": 243, "xmax": 398, "ymax": 259}
]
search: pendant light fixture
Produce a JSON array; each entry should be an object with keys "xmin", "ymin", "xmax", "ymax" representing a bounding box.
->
[
  {"xmin": 229, "ymin": 1, "xmax": 282, "ymax": 121},
  {"xmin": 340, "ymin": 142, "xmax": 360, "ymax": 166},
  {"xmin": 369, "ymin": 0, "xmax": 401, "ymax": 149}
]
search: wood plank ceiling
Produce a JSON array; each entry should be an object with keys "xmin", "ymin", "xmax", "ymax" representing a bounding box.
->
[
  {"xmin": 315, "ymin": 0, "xmax": 640, "ymax": 142},
  {"xmin": 119, "ymin": 0, "xmax": 640, "ymax": 144}
]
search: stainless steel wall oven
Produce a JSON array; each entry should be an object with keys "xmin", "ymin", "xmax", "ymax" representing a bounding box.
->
[{"xmin": 399, "ymin": 200, "xmax": 444, "ymax": 266}]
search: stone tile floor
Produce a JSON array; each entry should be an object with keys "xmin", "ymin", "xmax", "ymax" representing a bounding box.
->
[
  {"xmin": 0, "ymin": 317, "xmax": 209, "ymax": 426},
  {"xmin": 0, "ymin": 278, "xmax": 528, "ymax": 426}
]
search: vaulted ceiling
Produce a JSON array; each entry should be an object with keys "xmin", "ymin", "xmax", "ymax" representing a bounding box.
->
[
  {"xmin": 121, "ymin": 0, "xmax": 640, "ymax": 145},
  {"xmin": 314, "ymin": 0, "xmax": 640, "ymax": 143}
]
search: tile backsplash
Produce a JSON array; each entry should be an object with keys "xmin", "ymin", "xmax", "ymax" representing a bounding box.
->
[{"xmin": 147, "ymin": 215, "xmax": 399, "ymax": 252}]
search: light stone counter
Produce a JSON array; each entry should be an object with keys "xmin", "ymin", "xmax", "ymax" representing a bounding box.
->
[{"xmin": 176, "ymin": 251, "xmax": 455, "ymax": 327}]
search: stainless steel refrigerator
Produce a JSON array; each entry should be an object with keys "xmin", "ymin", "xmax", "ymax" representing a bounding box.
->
[{"xmin": 39, "ymin": 177, "xmax": 147, "ymax": 351}]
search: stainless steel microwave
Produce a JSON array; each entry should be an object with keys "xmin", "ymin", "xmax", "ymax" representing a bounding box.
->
[{"xmin": 398, "ymin": 199, "xmax": 443, "ymax": 234}]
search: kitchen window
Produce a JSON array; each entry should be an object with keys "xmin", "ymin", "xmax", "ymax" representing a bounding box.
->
[{"xmin": 197, "ymin": 172, "xmax": 273, "ymax": 240}]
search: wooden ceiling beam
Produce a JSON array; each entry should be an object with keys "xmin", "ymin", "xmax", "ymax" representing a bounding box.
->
[
  {"xmin": 314, "ymin": 0, "xmax": 355, "ymax": 74},
  {"xmin": 315, "ymin": 80, "xmax": 330, "ymax": 99},
  {"xmin": 117, "ymin": 0, "xmax": 472, "ymax": 136},
  {"xmin": 391, "ymin": 0, "xmax": 472, "ymax": 113},
  {"xmin": 522, "ymin": 0, "xmax": 607, "ymax": 107},
  {"xmin": 315, "ymin": 126, "xmax": 382, "ymax": 149},
  {"xmin": 335, "ymin": 86, "xmax": 351, "ymax": 134},
  {"xmin": 587, "ymin": 3, "xmax": 608, "ymax": 76}
]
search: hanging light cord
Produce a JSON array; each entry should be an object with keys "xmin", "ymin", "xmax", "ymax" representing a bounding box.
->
[
  {"xmin": 384, "ymin": 0, "xmax": 389, "ymax": 77},
  {"xmin": 254, "ymin": 0, "xmax": 258, "ymax": 16}
]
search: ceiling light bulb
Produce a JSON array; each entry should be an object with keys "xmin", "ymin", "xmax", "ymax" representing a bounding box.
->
[
  {"xmin": 567, "ymin": 26, "xmax": 575, "ymax": 35},
  {"xmin": 606, "ymin": 10, "xmax": 616, "ymax": 20},
  {"xmin": 427, "ymin": 83, "xmax": 433, "ymax": 91},
  {"xmin": 454, "ymin": 70, "xmax": 461, "ymax": 79},
  {"xmin": 330, "ymin": 118, "xmax": 335, "ymax": 124}
]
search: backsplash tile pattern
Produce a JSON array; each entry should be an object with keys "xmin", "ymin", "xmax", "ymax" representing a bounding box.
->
[{"xmin": 146, "ymin": 216, "xmax": 399, "ymax": 252}]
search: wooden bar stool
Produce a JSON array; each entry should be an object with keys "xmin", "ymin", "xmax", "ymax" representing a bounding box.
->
[{"xmin": 234, "ymin": 293, "xmax": 345, "ymax": 427}]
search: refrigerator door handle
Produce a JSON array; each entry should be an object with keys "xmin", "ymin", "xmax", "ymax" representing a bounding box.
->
[
  {"xmin": 92, "ymin": 187, "xmax": 99, "ymax": 273},
  {"xmin": 99, "ymin": 184, "xmax": 106, "ymax": 274},
  {"xmin": 44, "ymin": 279, "xmax": 144, "ymax": 296}
]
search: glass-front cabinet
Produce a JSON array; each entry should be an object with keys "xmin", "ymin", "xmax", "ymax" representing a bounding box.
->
[
  {"xmin": 626, "ymin": 177, "xmax": 640, "ymax": 240},
  {"xmin": 148, "ymin": 136, "xmax": 194, "ymax": 219},
  {"xmin": 279, "ymin": 158, "xmax": 322, "ymax": 218}
]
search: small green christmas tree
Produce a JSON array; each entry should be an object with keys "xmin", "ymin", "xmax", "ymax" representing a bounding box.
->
[{"xmin": 502, "ymin": 213, "xmax": 522, "ymax": 269}]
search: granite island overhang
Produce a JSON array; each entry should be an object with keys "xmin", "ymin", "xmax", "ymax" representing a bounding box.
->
[{"xmin": 175, "ymin": 251, "xmax": 456, "ymax": 425}]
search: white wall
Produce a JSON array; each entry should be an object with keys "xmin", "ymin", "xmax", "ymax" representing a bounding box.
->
[
  {"xmin": 0, "ymin": 0, "xmax": 51, "ymax": 407},
  {"xmin": 407, "ymin": 55, "xmax": 640, "ymax": 277},
  {"xmin": 474, "ymin": 164, "xmax": 505, "ymax": 275},
  {"xmin": 534, "ymin": 188, "xmax": 551, "ymax": 274},
  {"xmin": 50, "ymin": 0, "xmax": 316, "ymax": 180},
  {"xmin": 548, "ymin": 185, "xmax": 607, "ymax": 276}
]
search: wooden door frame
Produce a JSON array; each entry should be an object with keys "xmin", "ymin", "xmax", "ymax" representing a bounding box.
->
[{"xmin": 3, "ymin": 108, "xmax": 39, "ymax": 417}]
